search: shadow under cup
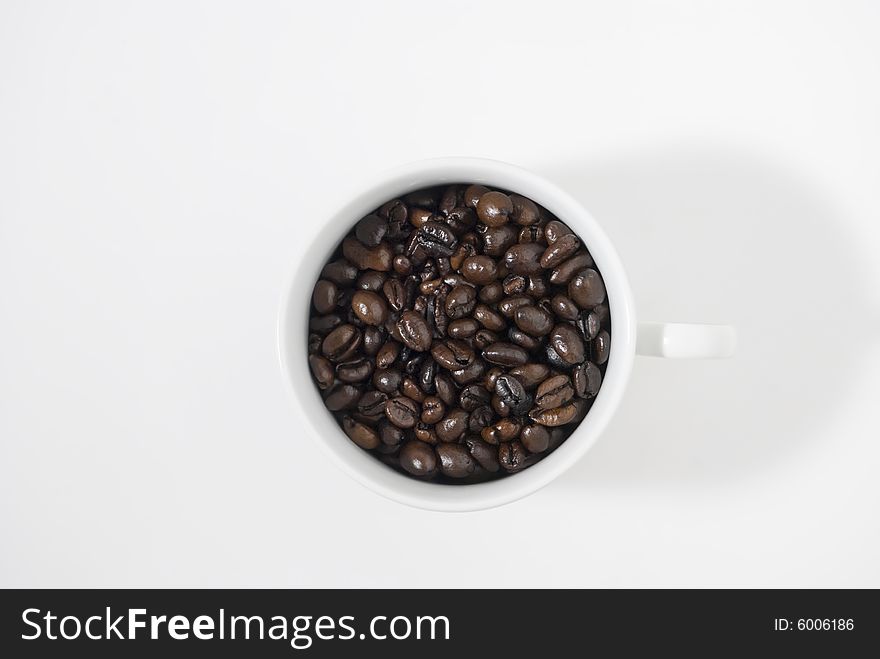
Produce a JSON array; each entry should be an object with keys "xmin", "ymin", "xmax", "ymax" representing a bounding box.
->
[{"xmin": 278, "ymin": 158, "xmax": 636, "ymax": 512}]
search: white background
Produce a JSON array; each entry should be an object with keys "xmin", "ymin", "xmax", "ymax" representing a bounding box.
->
[{"xmin": 2, "ymin": 1, "xmax": 879, "ymax": 587}]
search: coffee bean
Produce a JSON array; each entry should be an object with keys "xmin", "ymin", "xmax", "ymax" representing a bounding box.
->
[
  {"xmin": 351, "ymin": 290, "xmax": 389, "ymax": 326},
  {"xmin": 336, "ymin": 357, "xmax": 374, "ymax": 383},
  {"xmin": 379, "ymin": 419, "xmax": 404, "ymax": 446},
  {"xmin": 372, "ymin": 368, "xmax": 402, "ymax": 394},
  {"xmin": 446, "ymin": 206, "xmax": 476, "ymax": 234},
  {"xmin": 323, "ymin": 383, "xmax": 361, "ymax": 411},
  {"xmin": 355, "ymin": 214, "xmax": 388, "ymax": 247},
  {"xmin": 473, "ymin": 304, "xmax": 506, "ymax": 332},
  {"xmin": 362, "ymin": 326, "xmax": 383, "ymax": 356},
  {"xmin": 435, "ymin": 409, "xmax": 469, "ymax": 442},
  {"xmin": 502, "ymin": 274, "xmax": 527, "ymax": 295},
  {"xmin": 477, "ymin": 281, "xmax": 504, "ymax": 304},
  {"xmin": 544, "ymin": 220, "xmax": 573, "ymax": 244},
  {"xmin": 529, "ymin": 401, "xmax": 579, "ymax": 426},
  {"xmin": 405, "ymin": 187, "xmax": 442, "ymax": 209},
  {"xmin": 321, "ymin": 259, "xmax": 358, "ymax": 286},
  {"xmin": 430, "ymin": 339, "xmax": 475, "ymax": 371},
  {"xmin": 445, "ymin": 284, "xmax": 477, "ymax": 319},
  {"xmin": 540, "ymin": 233, "xmax": 581, "ymax": 269},
  {"xmin": 465, "ymin": 436, "xmax": 500, "ymax": 472},
  {"xmin": 399, "ymin": 440, "xmax": 437, "ymax": 477},
  {"xmin": 572, "ymin": 361, "xmax": 602, "ymax": 398},
  {"xmin": 520, "ymin": 425, "xmax": 550, "ymax": 453},
  {"xmin": 498, "ymin": 295, "xmax": 533, "ymax": 318},
  {"xmin": 498, "ymin": 441, "xmax": 528, "ymax": 472},
  {"xmin": 385, "ymin": 396, "xmax": 419, "ymax": 428},
  {"xmin": 309, "ymin": 313, "xmax": 342, "ymax": 335},
  {"xmin": 468, "ymin": 405, "xmax": 494, "ymax": 433},
  {"xmin": 550, "ymin": 324, "xmax": 585, "ymax": 365},
  {"xmin": 507, "ymin": 363, "xmax": 550, "ymax": 389},
  {"xmin": 322, "ymin": 324, "xmax": 362, "ymax": 362},
  {"xmin": 308, "ymin": 355, "xmax": 334, "ymax": 390},
  {"xmin": 414, "ymin": 423, "xmax": 438, "ymax": 444},
  {"xmin": 448, "ymin": 317, "xmax": 479, "ymax": 339},
  {"xmin": 545, "ymin": 344, "xmax": 572, "ymax": 371},
  {"xmin": 434, "ymin": 372, "xmax": 457, "ymax": 406},
  {"xmin": 392, "ymin": 255, "xmax": 412, "ymax": 275},
  {"xmin": 418, "ymin": 358, "xmax": 438, "ymax": 393},
  {"xmin": 514, "ymin": 305, "xmax": 554, "ymax": 336},
  {"xmin": 450, "ymin": 358, "xmax": 486, "ymax": 385},
  {"xmin": 494, "ymin": 374, "xmax": 532, "ymax": 415},
  {"xmin": 549, "ymin": 251, "xmax": 594, "ymax": 285},
  {"xmin": 474, "ymin": 329, "xmax": 499, "ymax": 350},
  {"xmin": 527, "ymin": 275, "xmax": 548, "ymax": 298},
  {"xmin": 436, "ymin": 443, "xmax": 476, "ymax": 478},
  {"xmin": 342, "ymin": 416, "xmax": 380, "ymax": 449},
  {"xmin": 568, "ymin": 268, "xmax": 606, "ymax": 308},
  {"xmin": 481, "ymin": 225, "xmax": 518, "ymax": 256},
  {"xmin": 461, "ymin": 256, "xmax": 498, "ymax": 285},
  {"xmin": 504, "ymin": 243, "xmax": 545, "ymax": 275},
  {"xmin": 382, "ymin": 278, "xmax": 407, "ymax": 311},
  {"xmin": 312, "ymin": 280, "xmax": 338, "ymax": 314},
  {"xmin": 535, "ymin": 374, "xmax": 575, "ymax": 409},
  {"xmin": 482, "ymin": 342, "xmax": 529, "ymax": 367},
  {"xmin": 421, "ymin": 396, "xmax": 446, "ymax": 424},
  {"xmin": 481, "ymin": 418, "xmax": 522, "ymax": 444},
  {"xmin": 464, "ymin": 184, "xmax": 490, "ymax": 209},
  {"xmin": 308, "ymin": 333, "xmax": 322, "ymax": 355},
  {"xmin": 591, "ymin": 330, "xmax": 611, "ymax": 365},
  {"xmin": 396, "ymin": 311, "xmax": 432, "ymax": 351},
  {"xmin": 375, "ymin": 341, "xmax": 401, "ymax": 369},
  {"xmin": 476, "ymin": 191, "xmax": 513, "ymax": 227},
  {"xmin": 551, "ymin": 294, "xmax": 579, "ymax": 321},
  {"xmin": 510, "ymin": 194, "xmax": 540, "ymax": 225},
  {"xmin": 342, "ymin": 237, "xmax": 393, "ymax": 271},
  {"xmin": 575, "ymin": 308, "xmax": 601, "ymax": 341},
  {"xmin": 508, "ymin": 327, "xmax": 541, "ymax": 350},
  {"xmin": 357, "ymin": 390, "xmax": 388, "ymax": 418},
  {"xmin": 459, "ymin": 384, "xmax": 491, "ymax": 411}
]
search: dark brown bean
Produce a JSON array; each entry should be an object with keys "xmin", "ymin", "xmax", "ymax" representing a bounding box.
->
[
  {"xmin": 434, "ymin": 372, "xmax": 456, "ymax": 406},
  {"xmin": 549, "ymin": 251, "xmax": 594, "ymax": 285},
  {"xmin": 477, "ymin": 281, "xmax": 504, "ymax": 304},
  {"xmin": 385, "ymin": 396, "xmax": 419, "ymax": 428},
  {"xmin": 507, "ymin": 363, "xmax": 551, "ymax": 389},
  {"xmin": 551, "ymin": 294, "xmax": 580, "ymax": 321},
  {"xmin": 376, "ymin": 341, "xmax": 400, "ymax": 369},
  {"xmin": 461, "ymin": 255, "xmax": 498, "ymax": 285},
  {"xmin": 510, "ymin": 194, "xmax": 540, "ymax": 225},
  {"xmin": 322, "ymin": 324, "xmax": 361, "ymax": 362},
  {"xmin": 473, "ymin": 304, "xmax": 506, "ymax": 332},
  {"xmin": 323, "ymin": 384, "xmax": 361, "ymax": 411},
  {"xmin": 459, "ymin": 384, "xmax": 491, "ymax": 411},
  {"xmin": 373, "ymin": 368, "xmax": 402, "ymax": 394},
  {"xmin": 498, "ymin": 441, "xmax": 528, "ymax": 472},
  {"xmin": 399, "ymin": 440, "xmax": 437, "ymax": 477},
  {"xmin": 312, "ymin": 280, "xmax": 338, "ymax": 315},
  {"xmin": 445, "ymin": 284, "xmax": 477, "ymax": 319},
  {"xmin": 448, "ymin": 317, "xmax": 479, "ymax": 339},
  {"xmin": 529, "ymin": 402, "xmax": 579, "ymax": 426},
  {"xmin": 591, "ymin": 330, "xmax": 611, "ymax": 365},
  {"xmin": 482, "ymin": 342, "xmax": 529, "ymax": 367},
  {"xmin": 396, "ymin": 311, "xmax": 432, "ymax": 351},
  {"xmin": 520, "ymin": 424, "xmax": 550, "ymax": 453},
  {"xmin": 572, "ymin": 361, "xmax": 602, "ymax": 398},
  {"xmin": 421, "ymin": 396, "xmax": 446, "ymax": 424},
  {"xmin": 481, "ymin": 225, "xmax": 518, "ymax": 256},
  {"xmin": 466, "ymin": 436, "xmax": 500, "ymax": 472},
  {"xmin": 535, "ymin": 374, "xmax": 575, "ymax": 409},
  {"xmin": 308, "ymin": 354, "xmax": 334, "ymax": 390},
  {"xmin": 379, "ymin": 419, "xmax": 404, "ymax": 446},
  {"xmin": 342, "ymin": 416, "xmax": 380, "ymax": 449},
  {"xmin": 540, "ymin": 233, "xmax": 581, "ymax": 269},
  {"xmin": 494, "ymin": 374, "xmax": 532, "ymax": 415},
  {"xmin": 544, "ymin": 220, "xmax": 573, "ymax": 244},
  {"xmin": 355, "ymin": 214, "xmax": 388, "ymax": 247},
  {"xmin": 321, "ymin": 259, "xmax": 358, "ymax": 286},
  {"xmin": 336, "ymin": 357, "xmax": 373, "ymax": 383},
  {"xmin": 435, "ymin": 409, "xmax": 469, "ymax": 442},
  {"xmin": 550, "ymin": 324, "xmax": 585, "ymax": 365},
  {"xmin": 568, "ymin": 268, "xmax": 606, "ymax": 308},
  {"xmin": 514, "ymin": 305, "xmax": 554, "ymax": 336},
  {"xmin": 436, "ymin": 443, "xmax": 476, "ymax": 478},
  {"xmin": 481, "ymin": 418, "xmax": 522, "ymax": 444},
  {"xmin": 351, "ymin": 290, "xmax": 388, "ymax": 326},
  {"xmin": 401, "ymin": 376, "xmax": 425, "ymax": 403},
  {"xmin": 468, "ymin": 405, "xmax": 494, "ymax": 433},
  {"xmin": 450, "ymin": 358, "xmax": 486, "ymax": 385},
  {"xmin": 504, "ymin": 243, "xmax": 545, "ymax": 275},
  {"xmin": 431, "ymin": 339, "xmax": 475, "ymax": 371},
  {"xmin": 356, "ymin": 270, "xmax": 386, "ymax": 292},
  {"xmin": 342, "ymin": 237, "xmax": 393, "ymax": 271},
  {"xmin": 476, "ymin": 191, "xmax": 513, "ymax": 227},
  {"xmin": 498, "ymin": 295, "xmax": 533, "ymax": 318}
]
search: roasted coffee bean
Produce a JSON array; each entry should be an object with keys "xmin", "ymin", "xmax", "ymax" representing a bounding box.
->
[
  {"xmin": 308, "ymin": 355, "xmax": 334, "ymax": 390},
  {"xmin": 482, "ymin": 342, "xmax": 529, "ymax": 367},
  {"xmin": 435, "ymin": 409, "xmax": 469, "ymax": 442},
  {"xmin": 551, "ymin": 294, "xmax": 580, "ymax": 321},
  {"xmin": 498, "ymin": 441, "xmax": 528, "ymax": 472},
  {"xmin": 431, "ymin": 339, "xmax": 476, "ymax": 371},
  {"xmin": 355, "ymin": 214, "xmax": 388, "ymax": 247},
  {"xmin": 342, "ymin": 237, "xmax": 393, "ymax": 271},
  {"xmin": 476, "ymin": 191, "xmax": 513, "ymax": 227},
  {"xmin": 540, "ymin": 233, "xmax": 581, "ymax": 269},
  {"xmin": 385, "ymin": 396, "xmax": 420, "ymax": 428},
  {"xmin": 321, "ymin": 259, "xmax": 358, "ymax": 286},
  {"xmin": 544, "ymin": 220, "xmax": 573, "ymax": 244},
  {"xmin": 461, "ymin": 256, "xmax": 498, "ymax": 285},
  {"xmin": 445, "ymin": 284, "xmax": 477, "ymax": 319},
  {"xmin": 494, "ymin": 374, "xmax": 532, "ymax": 415},
  {"xmin": 473, "ymin": 304, "xmax": 506, "ymax": 332},
  {"xmin": 379, "ymin": 419, "xmax": 404, "ymax": 446},
  {"xmin": 549, "ymin": 251, "xmax": 594, "ymax": 285},
  {"xmin": 481, "ymin": 225, "xmax": 518, "ymax": 256},
  {"xmin": 434, "ymin": 372, "xmax": 456, "ymax": 406},
  {"xmin": 323, "ymin": 383, "xmax": 361, "ymax": 411},
  {"xmin": 342, "ymin": 416, "xmax": 380, "ymax": 449},
  {"xmin": 535, "ymin": 374, "xmax": 575, "ymax": 409},
  {"xmin": 464, "ymin": 184, "xmax": 490, "ymax": 209},
  {"xmin": 322, "ymin": 324, "xmax": 361, "ymax": 362},
  {"xmin": 436, "ymin": 443, "xmax": 476, "ymax": 478},
  {"xmin": 507, "ymin": 363, "xmax": 550, "ymax": 389},
  {"xmin": 351, "ymin": 290, "xmax": 388, "ymax": 326},
  {"xmin": 514, "ymin": 305, "xmax": 554, "ymax": 336},
  {"xmin": 550, "ymin": 324, "xmax": 585, "ymax": 365},
  {"xmin": 481, "ymin": 417, "xmax": 522, "ymax": 444},
  {"xmin": 529, "ymin": 401, "xmax": 579, "ymax": 426},
  {"xmin": 310, "ymin": 313, "xmax": 343, "ymax": 335},
  {"xmin": 396, "ymin": 311, "xmax": 432, "ymax": 351},
  {"xmin": 459, "ymin": 384, "xmax": 491, "ymax": 411},
  {"xmin": 591, "ymin": 330, "xmax": 611, "ymax": 365},
  {"xmin": 399, "ymin": 440, "xmax": 437, "ymax": 477},
  {"xmin": 498, "ymin": 295, "xmax": 533, "ymax": 318},
  {"xmin": 376, "ymin": 341, "xmax": 401, "ymax": 369},
  {"xmin": 312, "ymin": 280, "xmax": 338, "ymax": 314},
  {"xmin": 465, "ymin": 436, "xmax": 500, "ymax": 472},
  {"xmin": 448, "ymin": 317, "xmax": 479, "ymax": 339},
  {"xmin": 510, "ymin": 194, "xmax": 540, "ymax": 225},
  {"xmin": 373, "ymin": 368, "xmax": 402, "ymax": 394},
  {"xmin": 572, "ymin": 361, "xmax": 602, "ymax": 398},
  {"xmin": 520, "ymin": 424, "xmax": 550, "ymax": 453},
  {"xmin": 308, "ymin": 184, "xmax": 611, "ymax": 483},
  {"xmin": 477, "ymin": 281, "xmax": 504, "ymax": 304},
  {"xmin": 421, "ymin": 396, "xmax": 446, "ymax": 424},
  {"xmin": 568, "ymin": 268, "xmax": 606, "ymax": 308},
  {"xmin": 357, "ymin": 390, "xmax": 388, "ymax": 418},
  {"xmin": 468, "ymin": 405, "xmax": 494, "ymax": 433},
  {"xmin": 336, "ymin": 357, "xmax": 373, "ymax": 383},
  {"xmin": 504, "ymin": 243, "xmax": 545, "ymax": 275}
]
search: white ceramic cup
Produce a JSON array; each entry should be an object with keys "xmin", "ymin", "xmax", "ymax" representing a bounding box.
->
[{"xmin": 278, "ymin": 158, "xmax": 736, "ymax": 512}]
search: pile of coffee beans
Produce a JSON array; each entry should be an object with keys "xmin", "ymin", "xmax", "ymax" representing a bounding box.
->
[{"xmin": 308, "ymin": 184, "xmax": 610, "ymax": 483}]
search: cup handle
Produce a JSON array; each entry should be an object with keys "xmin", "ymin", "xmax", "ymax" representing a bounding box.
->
[{"xmin": 636, "ymin": 322, "xmax": 736, "ymax": 359}]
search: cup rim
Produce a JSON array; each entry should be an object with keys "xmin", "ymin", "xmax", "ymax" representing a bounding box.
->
[{"xmin": 277, "ymin": 157, "xmax": 636, "ymax": 512}]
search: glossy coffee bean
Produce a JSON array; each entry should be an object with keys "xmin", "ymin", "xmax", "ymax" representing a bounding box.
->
[
  {"xmin": 549, "ymin": 251, "xmax": 594, "ymax": 285},
  {"xmin": 435, "ymin": 409, "xmax": 469, "ymax": 442},
  {"xmin": 568, "ymin": 268, "xmax": 606, "ymax": 308},
  {"xmin": 342, "ymin": 416, "xmax": 380, "ymax": 449},
  {"xmin": 356, "ymin": 270, "xmax": 387, "ymax": 292},
  {"xmin": 482, "ymin": 342, "xmax": 529, "ymax": 367},
  {"xmin": 535, "ymin": 374, "xmax": 575, "ymax": 409},
  {"xmin": 323, "ymin": 384, "xmax": 361, "ymax": 411},
  {"xmin": 448, "ymin": 317, "xmax": 479, "ymax": 339},
  {"xmin": 421, "ymin": 396, "xmax": 446, "ymax": 424},
  {"xmin": 508, "ymin": 327, "xmax": 541, "ymax": 350},
  {"xmin": 400, "ymin": 377, "xmax": 425, "ymax": 402},
  {"xmin": 459, "ymin": 384, "xmax": 491, "ymax": 412},
  {"xmin": 529, "ymin": 401, "xmax": 579, "ymax": 426},
  {"xmin": 342, "ymin": 237, "xmax": 393, "ymax": 271},
  {"xmin": 431, "ymin": 339, "xmax": 475, "ymax": 371},
  {"xmin": 379, "ymin": 419, "xmax": 404, "ymax": 446},
  {"xmin": 376, "ymin": 341, "xmax": 400, "ymax": 369},
  {"xmin": 357, "ymin": 390, "xmax": 388, "ymax": 418},
  {"xmin": 322, "ymin": 324, "xmax": 362, "ymax": 362},
  {"xmin": 498, "ymin": 441, "xmax": 528, "ymax": 472},
  {"xmin": 399, "ymin": 440, "xmax": 437, "ymax": 477},
  {"xmin": 520, "ymin": 424, "xmax": 550, "ymax": 453},
  {"xmin": 385, "ymin": 396, "xmax": 419, "ymax": 428},
  {"xmin": 373, "ymin": 368, "xmax": 402, "ymax": 394},
  {"xmin": 544, "ymin": 220, "xmax": 573, "ymax": 244},
  {"xmin": 464, "ymin": 184, "xmax": 490, "ymax": 209},
  {"xmin": 466, "ymin": 436, "xmax": 500, "ymax": 472},
  {"xmin": 355, "ymin": 214, "xmax": 388, "ymax": 247},
  {"xmin": 510, "ymin": 194, "xmax": 540, "ymax": 225},
  {"xmin": 507, "ymin": 363, "xmax": 550, "ymax": 389},
  {"xmin": 591, "ymin": 330, "xmax": 611, "ymax": 365},
  {"xmin": 436, "ymin": 443, "xmax": 476, "ymax": 478},
  {"xmin": 514, "ymin": 305, "xmax": 554, "ymax": 336},
  {"xmin": 481, "ymin": 225, "xmax": 518, "ymax": 257},
  {"xmin": 481, "ymin": 418, "xmax": 522, "ymax": 444},
  {"xmin": 396, "ymin": 311, "xmax": 432, "ymax": 351},
  {"xmin": 572, "ymin": 361, "xmax": 602, "ymax": 398},
  {"xmin": 445, "ymin": 284, "xmax": 477, "ymax": 319},
  {"xmin": 351, "ymin": 290, "xmax": 388, "ymax": 326},
  {"xmin": 498, "ymin": 295, "xmax": 532, "ymax": 318},
  {"xmin": 312, "ymin": 280, "xmax": 338, "ymax": 314},
  {"xmin": 468, "ymin": 405, "xmax": 494, "ymax": 433},
  {"xmin": 434, "ymin": 372, "xmax": 457, "ymax": 406},
  {"xmin": 461, "ymin": 256, "xmax": 498, "ymax": 285},
  {"xmin": 550, "ymin": 324, "xmax": 585, "ymax": 365},
  {"xmin": 336, "ymin": 357, "xmax": 373, "ymax": 383},
  {"xmin": 321, "ymin": 259, "xmax": 358, "ymax": 286},
  {"xmin": 503, "ymin": 243, "xmax": 545, "ymax": 275},
  {"xmin": 494, "ymin": 374, "xmax": 532, "ymax": 415},
  {"xmin": 476, "ymin": 191, "xmax": 513, "ymax": 227},
  {"xmin": 308, "ymin": 355, "xmax": 334, "ymax": 390},
  {"xmin": 540, "ymin": 233, "xmax": 581, "ymax": 269}
]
